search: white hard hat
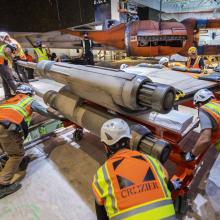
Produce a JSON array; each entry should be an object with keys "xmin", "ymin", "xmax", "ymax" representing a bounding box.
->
[
  {"xmin": 101, "ymin": 118, "xmax": 132, "ymax": 146},
  {"xmin": 0, "ymin": 32, "xmax": 10, "ymax": 41},
  {"xmin": 159, "ymin": 57, "xmax": 169, "ymax": 65},
  {"xmin": 6, "ymin": 43, "xmax": 17, "ymax": 52},
  {"xmin": 16, "ymin": 84, "xmax": 35, "ymax": 95},
  {"xmin": 120, "ymin": 63, "xmax": 128, "ymax": 70},
  {"xmin": 36, "ymin": 39, "xmax": 42, "ymax": 46},
  {"xmin": 193, "ymin": 89, "xmax": 215, "ymax": 105}
]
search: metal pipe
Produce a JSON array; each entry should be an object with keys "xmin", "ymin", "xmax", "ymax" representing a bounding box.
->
[
  {"xmin": 43, "ymin": 88, "xmax": 171, "ymax": 162},
  {"xmin": 18, "ymin": 61, "xmax": 37, "ymax": 70},
  {"xmin": 18, "ymin": 60, "xmax": 176, "ymax": 114}
]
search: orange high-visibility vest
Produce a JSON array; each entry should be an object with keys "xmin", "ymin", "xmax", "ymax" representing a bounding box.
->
[
  {"xmin": 186, "ymin": 56, "xmax": 201, "ymax": 69},
  {"xmin": 92, "ymin": 149, "xmax": 175, "ymax": 220},
  {"xmin": 0, "ymin": 94, "xmax": 33, "ymax": 135},
  {"xmin": 200, "ymin": 100, "xmax": 220, "ymax": 148}
]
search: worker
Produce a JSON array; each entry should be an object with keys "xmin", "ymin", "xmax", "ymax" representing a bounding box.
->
[
  {"xmin": 33, "ymin": 40, "xmax": 49, "ymax": 62},
  {"xmin": 186, "ymin": 47, "xmax": 205, "ymax": 70},
  {"xmin": 0, "ymin": 32, "xmax": 26, "ymax": 60},
  {"xmin": 183, "ymin": 89, "xmax": 219, "ymax": 162},
  {"xmin": 0, "ymin": 44, "xmax": 18, "ymax": 99},
  {"xmin": 92, "ymin": 118, "xmax": 181, "ymax": 220},
  {"xmin": 0, "ymin": 84, "xmax": 63, "ymax": 198},
  {"xmin": 159, "ymin": 57, "xmax": 184, "ymax": 68},
  {"xmin": 81, "ymin": 33, "xmax": 94, "ymax": 65},
  {"xmin": 0, "ymin": 32, "xmax": 28, "ymax": 83}
]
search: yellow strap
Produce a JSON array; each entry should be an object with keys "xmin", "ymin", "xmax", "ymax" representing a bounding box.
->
[{"xmin": 175, "ymin": 90, "xmax": 185, "ymax": 101}]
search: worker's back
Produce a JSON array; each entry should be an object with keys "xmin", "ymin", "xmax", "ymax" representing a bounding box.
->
[
  {"xmin": 93, "ymin": 149, "xmax": 175, "ymax": 220},
  {"xmin": 0, "ymin": 94, "xmax": 33, "ymax": 134},
  {"xmin": 201, "ymin": 99, "xmax": 220, "ymax": 144}
]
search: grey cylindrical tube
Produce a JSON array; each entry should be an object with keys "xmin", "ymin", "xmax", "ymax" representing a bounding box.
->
[
  {"xmin": 19, "ymin": 60, "xmax": 176, "ymax": 113},
  {"xmin": 43, "ymin": 88, "xmax": 171, "ymax": 162}
]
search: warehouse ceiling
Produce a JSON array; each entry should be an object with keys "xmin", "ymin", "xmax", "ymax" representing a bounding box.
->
[
  {"xmin": 131, "ymin": 0, "xmax": 220, "ymax": 13},
  {"xmin": 0, "ymin": 0, "xmax": 94, "ymax": 32}
]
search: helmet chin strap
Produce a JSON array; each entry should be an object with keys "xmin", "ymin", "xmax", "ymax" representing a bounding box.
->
[{"xmin": 104, "ymin": 144, "xmax": 121, "ymax": 158}]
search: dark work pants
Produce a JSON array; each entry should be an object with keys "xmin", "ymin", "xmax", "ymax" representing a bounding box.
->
[
  {"xmin": 95, "ymin": 201, "xmax": 109, "ymax": 220},
  {"xmin": 0, "ymin": 65, "xmax": 17, "ymax": 98},
  {"xmin": 13, "ymin": 59, "xmax": 29, "ymax": 83}
]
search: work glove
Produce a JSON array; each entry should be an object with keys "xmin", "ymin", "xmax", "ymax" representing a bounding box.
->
[
  {"xmin": 168, "ymin": 179, "xmax": 182, "ymax": 191},
  {"xmin": 171, "ymin": 179, "xmax": 182, "ymax": 190},
  {"xmin": 183, "ymin": 151, "xmax": 195, "ymax": 162}
]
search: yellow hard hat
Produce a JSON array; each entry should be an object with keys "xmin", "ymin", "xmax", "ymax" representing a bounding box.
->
[{"xmin": 188, "ymin": 47, "xmax": 197, "ymax": 55}]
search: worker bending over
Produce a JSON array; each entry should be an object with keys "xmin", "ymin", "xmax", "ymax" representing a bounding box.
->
[
  {"xmin": 186, "ymin": 47, "xmax": 205, "ymax": 70},
  {"xmin": 0, "ymin": 32, "xmax": 26, "ymax": 60},
  {"xmin": 0, "ymin": 84, "xmax": 63, "ymax": 198},
  {"xmin": 92, "ymin": 118, "xmax": 180, "ymax": 220},
  {"xmin": 159, "ymin": 57, "xmax": 184, "ymax": 68},
  {"xmin": 34, "ymin": 40, "xmax": 49, "ymax": 62},
  {"xmin": 0, "ymin": 44, "xmax": 18, "ymax": 99},
  {"xmin": 184, "ymin": 89, "xmax": 219, "ymax": 162}
]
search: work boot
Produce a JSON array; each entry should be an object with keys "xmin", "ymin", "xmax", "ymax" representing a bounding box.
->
[
  {"xmin": 0, "ymin": 183, "xmax": 22, "ymax": 199},
  {"xmin": 182, "ymin": 152, "xmax": 195, "ymax": 162}
]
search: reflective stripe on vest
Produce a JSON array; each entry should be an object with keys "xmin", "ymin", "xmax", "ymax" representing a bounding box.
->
[
  {"xmin": 34, "ymin": 48, "xmax": 48, "ymax": 62},
  {"xmin": 0, "ymin": 45, "xmax": 11, "ymax": 64},
  {"xmin": 0, "ymin": 96, "xmax": 33, "ymax": 125},
  {"xmin": 186, "ymin": 56, "xmax": 200, "ymax": 69},
  {"xmin": 202, "ymin": 102, "xmax": 220, "ymax": 117},
  {"xmin": 146, "ymin": 155, "xmax": 169, "ymax": 198},
  {"xmin": 110, "ymin": 199, "xmax": 175, "ymax": 220},
  {"xmin": 101, "ymin": 163, "xmax": 118, "ymax": 214},
  {"xmin": 201, "ymin": 100, "xmax": 220, "ymax": 150}
]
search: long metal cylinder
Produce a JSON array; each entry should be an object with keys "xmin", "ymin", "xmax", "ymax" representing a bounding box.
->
[
  {"xmin": 18, "ymin": 60, "xmax": 176, "ymax": 114},
  {"xmin": 43, "ymin": 88, "xmax": 171, "ymax": 162}
]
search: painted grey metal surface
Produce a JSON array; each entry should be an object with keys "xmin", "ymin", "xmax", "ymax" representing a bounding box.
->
[
  {"xmin": 18, "ymin": 60, "xmax": 176, "ymax": 114},
  {"xmin": 43, "ymin": 88, "xmax": 170, "ymax": 162},
  {"xmin": 123, "ymin": 66, "xmax": 217, "ymax": 96}
]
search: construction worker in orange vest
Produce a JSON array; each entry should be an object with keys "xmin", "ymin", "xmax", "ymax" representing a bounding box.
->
[
  {"xmin": 183, "ymin": 89, "xmax": 220, "ymax": 161},
  {"xmin": 0, "ymin": 84, "xmax": 62, "ymax": 198},
  {"xmin": 186, "ymin": 47, "xmax": 205, "ymax": 70},
  {"xmin": 92, "ymin": 118, "xmax": 181, "ymax": 220}
]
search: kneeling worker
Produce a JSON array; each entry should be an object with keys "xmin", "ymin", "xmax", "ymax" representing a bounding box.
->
[
  {"xmin": 186, "ymin": 47, "xmax": 205, "ymax": 70},
  {"xmin": 0, "ymin": 84, "xmax": 63, "ymax": 198},
  {"xmin": 184, "ymin": 89, "xmax": 219, "ymax": 161},
  {"xmin": 92, "ymin": 118, "xmax": 180, "ymax": 220}
]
